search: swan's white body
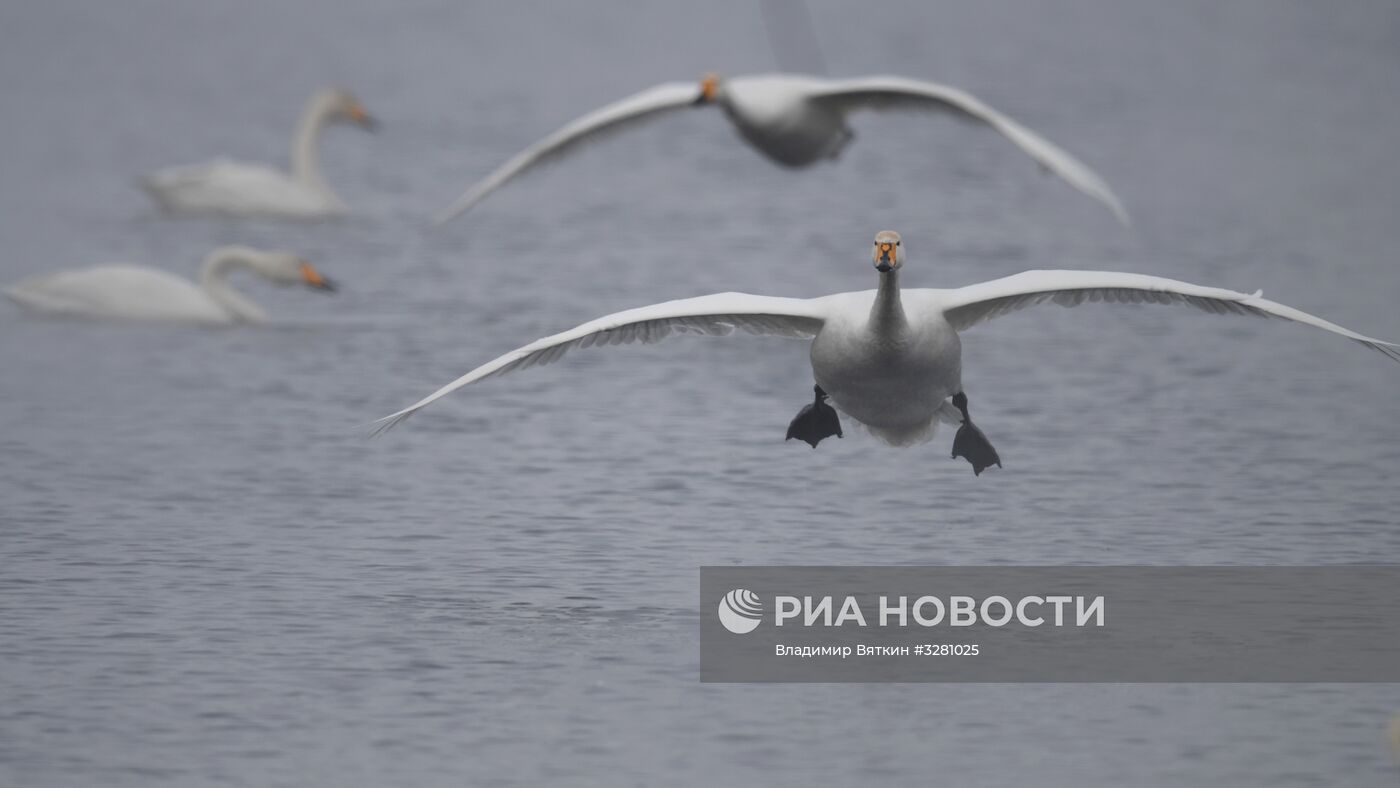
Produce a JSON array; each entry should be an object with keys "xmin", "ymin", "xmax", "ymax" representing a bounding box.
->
[
  {"xmin": 142, "ymin": 161, "xmax": 346, "ymax": 218},
  {"xmin": 374, "ymin": 238, "xmax": 1400, "ymax": 450},
  {"xmin": 5, "ymin": 247, "xmax": 334, "ymax": 325},
  {"xmin": 437, "ymin": 74, "xmax": 1127, "ymax": 224},
  {"xmin": 807, "ymin": 288, "xmax": 963, "ymax": 446},
  {"xmin": 140, "ymin": 89, "xmax": 376, "ymax": 219}
]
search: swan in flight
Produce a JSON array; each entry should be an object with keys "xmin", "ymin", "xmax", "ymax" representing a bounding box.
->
[
  {"xmin": 5, "ymin": 246, "xmax": 336, "ymax": 325},
  {"xmin": 374, "ymin": 231, "xmax": 1399, "ymax": 474},
  {"xmin": 140, "ymin": 88, "xmax": 378, "ymax": 218},
  {"xmin": 436, "ymin": 74, "xmax": 1127, "ymax": 224}
]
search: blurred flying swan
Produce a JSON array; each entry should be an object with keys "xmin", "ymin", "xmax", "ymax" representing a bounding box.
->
[
  {"xmin": 436, "ymin": 74, "xmax": 1127, "ymax": 224},
  {"xmin": 5, "ymin": 246, "xmax": 335, "ymax": 325},
  {"xmin": 140, "ymin": 88, "xmax": 377, "ymax": 218},
  {"xmin": 374, "ymin": 231, "xmax": 1398, "ymax": 474}
]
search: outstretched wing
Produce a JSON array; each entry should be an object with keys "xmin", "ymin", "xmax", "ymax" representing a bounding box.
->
[
  {"xmin": 434, "ymin": 82, "xmax": 703, "ymax": 224},
  {"xmin": 938, "ymin": 269, "xmax": 1400, "ymax": 362},
  {"xmin": 809, "ymin": 76, "xmax": 1128, "ymax": 224},
  {"xmin": 373, "ymin": 292, "xmax": 829, "ymax": 434}
]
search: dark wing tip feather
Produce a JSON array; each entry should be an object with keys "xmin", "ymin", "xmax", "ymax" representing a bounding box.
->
[{"xmin": 367, "ymin": 411, "xmax": 412, "ymax": 438}]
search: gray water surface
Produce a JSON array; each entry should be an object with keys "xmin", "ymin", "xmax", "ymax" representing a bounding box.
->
[{"xmin": 2, "ymin": 1, "xmax": 1399, "ymax": 785}]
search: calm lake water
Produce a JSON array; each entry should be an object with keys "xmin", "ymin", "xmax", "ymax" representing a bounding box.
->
[{"xmin": 2, "ymin": 1, "xmax": 1399, "ymax": 785}]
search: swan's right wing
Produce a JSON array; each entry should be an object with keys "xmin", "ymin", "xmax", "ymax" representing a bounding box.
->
[
  {"xmin": 434, "ymin": 82, "xmax": 704, "ymax": 224},
  {"xmin": 372, "ymin": 293, "xmax": 829, "ymax": 434}
]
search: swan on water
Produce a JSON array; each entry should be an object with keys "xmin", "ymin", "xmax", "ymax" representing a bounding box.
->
[
  {"xmin": 436, "ymin": 74, "xmax": 1127, "ymax": 224},
  {"xmin": 374, "ymin": 231, "xmax": 1399, "ymax": 475},
  {"xmin": 5, "ymin": 246, "xmax": 336, "ymax": 325},
  {"xmin": 139, "ymin": 88, "xmax": 378, "ymax": 218}
]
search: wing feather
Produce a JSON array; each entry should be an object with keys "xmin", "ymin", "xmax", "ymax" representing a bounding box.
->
[
  {"xmin": 372, "ymin": 292, "xmax": 828, "ymax": 434},
  {"xmin": 434, "ymin": 82, "xmax": 702, "ymax": 223},
  {"xmin": 810, "ymin": 76, "xmax": 1128, "ymax": 224},
  {"xmin": 939, "ymin": 270, "xmax": 1400, "ymax": 362}
]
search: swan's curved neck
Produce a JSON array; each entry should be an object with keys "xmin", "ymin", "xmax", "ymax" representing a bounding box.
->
[
  {"xmin": 869, "ymin": 269, "xmax": 907, "ymax": 335},
  {"xmin": 290, "ymin": 96, "xmax": 343, "ymax": 206},
  {"xmin": 200, "ymin": 249, "xmax": 269, "ymax": 324}
]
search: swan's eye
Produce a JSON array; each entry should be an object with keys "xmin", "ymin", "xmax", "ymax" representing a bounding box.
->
[{"xmin": 895, "ymin": 242, "xmax": 901, "ymax": 247}]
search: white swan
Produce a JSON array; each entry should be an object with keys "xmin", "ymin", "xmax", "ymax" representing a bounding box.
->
[
  {"xmin": 436, "ymin": 74, "xmax": 1127, "ymax": 224},
  {"xmin": 140, "ymin": 88, "xmax": 377, "ymax": 218},
  {"xmin": 5, "ymin": 246, "xmax": 336, "ymax": 325},
  {"xmin": 374, "ymin": 231, "xmax": 1399, "ymax": 474}
]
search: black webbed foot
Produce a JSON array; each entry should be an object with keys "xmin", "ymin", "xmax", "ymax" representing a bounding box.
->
[
  {"xmin": 950, "ymin": 391, "xmax": 1001, "ymax": 476},
  {"xmin": 786, "ymin": 385, "xmax": 843, "ymax": 449}
]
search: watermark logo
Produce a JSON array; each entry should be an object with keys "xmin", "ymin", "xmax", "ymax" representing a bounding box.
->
[
  {"xmin": 717, "ymin": 588, "xmax": 763, "ymax": 634},
  {"xmin": 702, "ymin": 567, "xmax": 1400, "ymax": 682}
]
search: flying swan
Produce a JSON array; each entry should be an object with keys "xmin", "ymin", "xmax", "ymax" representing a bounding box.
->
[
  {"xmin": 436, "ymin": 74, "xmax": 1127, "ymax": 224},
  {"xmin": 374, "ymin": 231, "xmax": 1399, "ymax": 474},
  {"xmin": 139, "ymin": 88, "xmax": 378, "ymax": 218},
  {"xmin": 5, "ymin": 246, "xmax": 336, "ymax": 325}
]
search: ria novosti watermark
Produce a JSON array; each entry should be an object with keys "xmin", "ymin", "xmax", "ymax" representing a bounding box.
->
[
  {"xmin": 700, "ymin": 566, "xmax": 1400, "ymax": 683},
  {"xmin": 767, "ymin": 591, "xmax": 1105, "ymax": 629}
]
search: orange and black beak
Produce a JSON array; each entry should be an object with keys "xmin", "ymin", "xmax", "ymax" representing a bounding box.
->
[
  {"xmin": 300, "ymin": 261, "xmax": 337, "ymax": 292},
  {"xmin": 693, "ymin": 74, "xmax": 719, "ymax": 105},
  {"xmin": 875, "ymin": 242, "xmax": 895, "ymax": 272},
  {"xmin": 347, "ymin": 103, "xmax": 379, "ymax": 132}
]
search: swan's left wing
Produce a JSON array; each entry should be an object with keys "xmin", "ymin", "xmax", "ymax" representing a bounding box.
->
[
  {"xmin": 808, "ymin": 76, "xmax": 1128, "ymax": 224},
  {"xmin": 434, "ymin": 82, "xmax": 704, "ymax": 224},
  {"xmin": 372, "ymin": 292, "xmax": 829, "ymax": 434},
  {"xmin": 939, "ymin": 270, "xmax": 1400, "ymax": 362}
]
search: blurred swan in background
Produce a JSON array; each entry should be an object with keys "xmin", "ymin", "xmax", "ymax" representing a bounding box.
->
[
  {"xmin": 436, "ymin": 74, "xmax": 1127, "ymax": 224},
  {"xmin": 5, "ymin": 246, "xmax": 335, "ymax": 325},
  {"xmin": 374, "ymin": 231, "xmax": 1397, "ymax": 475},
  {"xmin": 140, "ymin": 88, "xmax": 377, "ymax": 218}
]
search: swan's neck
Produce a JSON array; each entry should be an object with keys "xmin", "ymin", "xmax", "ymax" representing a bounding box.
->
[
  {"xmin": 200, "ymin": 250, "xmax": 269, "ymax": 324},
  {"xmin": 869, "ymin": 269, "xmax": 908, "ymax": 336},
  {"xmin": 290, "ymin": 96, "xmax": 343, "ymax": 205}
]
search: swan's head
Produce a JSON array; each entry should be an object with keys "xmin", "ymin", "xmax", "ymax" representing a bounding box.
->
[
  {"xmin": 694, "ymin": 73, "xmax": 722, "ymax": 105},
  {"xmin": 872, "ymin": 231, "xmax": 904, "ymax": 273},
  {"xmin": 321, "ymin": 88, "xmax": 378, "ymax": 132},
  {"xmin": 250, "ymin": 250, "xmax": 337, "ymax": 292}
]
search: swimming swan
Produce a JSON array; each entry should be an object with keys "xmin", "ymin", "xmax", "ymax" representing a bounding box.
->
[
  {"xmin": 5, "ymin": 246, "xmax": 336, "ymax": 325},
  {"xmin": 436, "ymin": 74, "xmax": 1127, "ymax": 224},
  {"xmin": 140, "ymin": 88, "xmax": 377, "ymax": 218},
  {"xmin": 375, "ymin": 231, "xmax": 1399, "ymax": 472}
]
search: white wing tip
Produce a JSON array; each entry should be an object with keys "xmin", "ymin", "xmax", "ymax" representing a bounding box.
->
[
  {"xmin": 367, "ymin": 409, "xmax": 416, "ymax": 438},
  {"xmin": 1375, "ymin": 340, "xmax": 1400, "ymax": 364},
  {"xmin": 430, "ymin": 206, "xmax": 461, "ymax": 227},
  {"xmin": 1109, "ymin": 196, "xmax": 1132, "ymax": 227},
  {"xmin": 432, "ymin": 188, "xmax": 489, "ymax": 226},
  {"xmin": 1081, "ymin": 178, "xmax": 1130, "ymax": 226}
]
